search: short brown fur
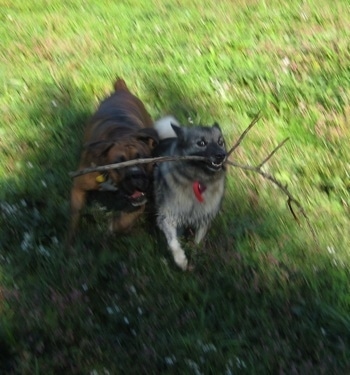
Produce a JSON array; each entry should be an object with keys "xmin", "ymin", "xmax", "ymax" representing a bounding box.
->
[{"xmin": 68, "ymin": 78, "xmax": 158, "ymax": 242}]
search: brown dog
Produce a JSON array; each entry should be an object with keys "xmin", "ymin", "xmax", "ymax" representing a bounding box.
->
[{"xmin": 68, "ymin": 78, "xmax": 158, "ymax": 242}]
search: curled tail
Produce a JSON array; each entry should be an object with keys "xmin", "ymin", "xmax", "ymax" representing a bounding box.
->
[{"xmin": 154, "ymin": 115, "xmax": 180, "ymax": 140}]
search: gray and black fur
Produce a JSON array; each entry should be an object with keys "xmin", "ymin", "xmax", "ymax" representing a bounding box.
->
[{"xmin": 153, "ymin": 116, "xmax": 227, "ymax": 270}]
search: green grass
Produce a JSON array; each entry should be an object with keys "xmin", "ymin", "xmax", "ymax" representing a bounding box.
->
[{"xmin": 1, "ymin": 0, "xmax": 349, "ymax": 373}]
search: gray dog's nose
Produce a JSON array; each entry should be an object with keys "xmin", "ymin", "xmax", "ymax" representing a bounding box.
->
[
  {"xmin": 215, "ymin": 152, "xmax": 226, "ymax": 162},
  {"xmin": 217, "ymin": 152, "xmax": 226, "ymax": 160}
]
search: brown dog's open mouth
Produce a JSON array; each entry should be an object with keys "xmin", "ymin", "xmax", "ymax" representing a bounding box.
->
[{"xmin": 127, "ymin": 190, "xmax": 147, "ymax": 206}]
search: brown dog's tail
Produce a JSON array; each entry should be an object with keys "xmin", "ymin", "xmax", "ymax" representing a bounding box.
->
[{"xmin": 114, "ymin": 78, "xmax": 128, "ymax": 91}]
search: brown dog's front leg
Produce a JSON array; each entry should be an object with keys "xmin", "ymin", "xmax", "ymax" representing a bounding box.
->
[
  {"xmin": 110, "ymin": 205, "xmax": 145, "ymax": 233},
  {"xmin": 67, "ymin": 186, "xmax": 87, "ymax": 244},
  {"xmin": 67, "ymin": 172, "xmax": 100, "ymax": 244}
]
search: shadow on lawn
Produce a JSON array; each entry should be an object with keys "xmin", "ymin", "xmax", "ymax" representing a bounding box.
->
[
  {"xmin": 1, "ymin": 77, "xmax": 350, "ymax": 373},
  {"xmin": 0, "ymin": 79, "xmax": 93, "ymax": 250},
  {"xmin": 0, "ymin": 78, "xmax": 93, "ymax": 372}
]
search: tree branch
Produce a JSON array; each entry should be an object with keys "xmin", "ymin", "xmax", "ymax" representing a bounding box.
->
[
  {"xmin": 256, "ymin": 138, "xmax": 290, "ymax": 169},
  {"xmin": 227, "ymin": 112, "xmax": 261, "ymax": 157},
  {"xmin": 69, "ymin": 155, "xmax": 208, "ymax": 178},
  {"xmin": 225, "ymin": 159, "xmax": 318, "ymax": 243},
  {"xmin": 69, "ymin": 115, "xmax": 317, "ymax": 244}
]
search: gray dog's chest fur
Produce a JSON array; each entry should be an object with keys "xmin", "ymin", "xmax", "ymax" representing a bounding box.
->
[{"xmin": 154, "ymin": 161, "xmax": 225, "ymax": 228}]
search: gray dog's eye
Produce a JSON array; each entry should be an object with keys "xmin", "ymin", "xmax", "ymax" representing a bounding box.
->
[
  {"xmin": 218, "ymin": 138, "xmax": 224, "ymax": 147},
  {"xmin": 197, "ymin": 140, "xmax": 207, "ymax": 147}
]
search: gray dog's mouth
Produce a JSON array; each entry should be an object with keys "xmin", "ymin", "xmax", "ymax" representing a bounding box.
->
[
  {"xmin": 206, "ymin": 160, "xmax": 225, "ymax": 171},
  {"xmin": 127, "ymin": 190, "xmax": 147, "ymax": 206}
]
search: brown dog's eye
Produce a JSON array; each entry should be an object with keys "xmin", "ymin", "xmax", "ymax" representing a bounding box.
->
[{"xmin": 115, "ymin": 156, "xmax": 126, "ymax": 163}]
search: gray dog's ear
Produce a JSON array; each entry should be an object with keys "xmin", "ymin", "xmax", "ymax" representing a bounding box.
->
[
  {"xmin": 171, "ymin": 123, "xmax": 185, "ymax": 141},
  {"xmin": 213, "ymin": 122, "xmax": 221, "ymax": 130},
  {"xmin": 136, "ymin": 128, "xmax": 159, "ymax": 150}
]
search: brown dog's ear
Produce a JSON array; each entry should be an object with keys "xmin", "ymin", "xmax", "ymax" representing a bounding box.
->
[
  {"xmin": 136, "ymin": 128, "xmax": 159, "ymax": 150},
  {"xmin": 114, "ymin": 78, "xmax": 128, "ymax": 92},
  {"xmin": 85, "ymin": 141, "xmax": 115, "ymax": 159}
]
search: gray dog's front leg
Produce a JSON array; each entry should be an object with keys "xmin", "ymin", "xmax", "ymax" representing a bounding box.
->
[
  {"xmin": 194, "ymin": 223, "xmax": 209, "ymax": 244},
  {"xmin": 157, "ymin": 216, "xmax": 188, "ymax": 270}
]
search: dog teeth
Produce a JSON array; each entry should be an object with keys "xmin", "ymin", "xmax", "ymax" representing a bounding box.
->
[{"xmin": 129, "ymin": 190, "xmax": 147, "ymax": 207}]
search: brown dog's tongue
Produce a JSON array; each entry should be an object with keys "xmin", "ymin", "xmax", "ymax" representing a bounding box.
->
[{"xmin": 130, "ymin": 190, "xmax": 144, "ymax": 199}]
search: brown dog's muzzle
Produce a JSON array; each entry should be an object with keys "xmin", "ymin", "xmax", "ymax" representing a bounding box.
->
[{"xmin": 119, "ymin": 166, "xmax": 149, "ymax": 206}]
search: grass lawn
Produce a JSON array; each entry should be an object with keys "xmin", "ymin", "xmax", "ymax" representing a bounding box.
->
[{"xmin": 1, "ymin": 0, "xmax": 349, "ymax": 373}]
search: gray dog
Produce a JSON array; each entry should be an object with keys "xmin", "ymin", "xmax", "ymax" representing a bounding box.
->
[{"xmin": 153, "ymin": 116, "xmax": 227, "ymax": 270}]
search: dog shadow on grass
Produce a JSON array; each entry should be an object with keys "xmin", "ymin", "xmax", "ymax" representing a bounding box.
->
[
  {"xmin": 0, "ymin": 78, "xmax": 94, "ymax": 371},
  {"xmin": 0, "ymin": 79, "xmax": 93, "ymax": 253}
]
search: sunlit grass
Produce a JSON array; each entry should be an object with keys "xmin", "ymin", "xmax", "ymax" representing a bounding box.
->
[{"xmin": 0, "ymin": 0, "xmax": 349, "ymax": 373}]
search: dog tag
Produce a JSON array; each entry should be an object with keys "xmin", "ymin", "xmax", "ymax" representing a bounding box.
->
[{"xmin": 96, "ymin": 174, "xmax": 106, "ymax": 183}]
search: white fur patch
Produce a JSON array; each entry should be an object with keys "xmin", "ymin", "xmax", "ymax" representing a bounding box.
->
[{"xmin": 154, "ymin": 115, "xmax": 180, "ymax": 140}]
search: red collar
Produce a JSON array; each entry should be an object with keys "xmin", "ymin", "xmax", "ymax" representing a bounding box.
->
[{"xmin": 193, "ymin": 181, "xmax": 206, "ymax": 203}]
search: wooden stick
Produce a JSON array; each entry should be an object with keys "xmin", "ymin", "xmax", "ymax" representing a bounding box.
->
[
  {"xmin": 227, "ymin": 112, "xmax": 261, "ymax": 157},
  {"xmin": 226, "ymin": 159, "xmax": 318, "ymax": 243},
  {"xmin": 69, "ymin": 115, "xmax": 317, "ymax": 244},
  {"xmin": 69, "ymin": 155, "xmax": 208, "ymax": 178},
  {"xmin": 257, "ymin": 138, "xmax": 290, "ymax": 169}
]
